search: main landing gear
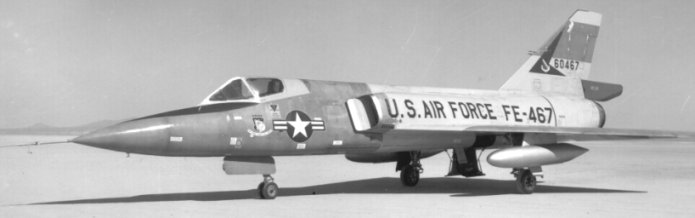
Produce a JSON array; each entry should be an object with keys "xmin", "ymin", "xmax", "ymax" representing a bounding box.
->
[
  {"xmin": 507, "ymin": 133, "xmax": 540, "ymax": 194},
  {"xmin": 513, "ymin": 168, "xmax": 536, "ymax": 194},
  {"xmin": 258, "ymin": 174, "xmax": 278, "ymax": 199},
  {"xmin": 398, "ymin": 151, "xmax": 423, "ymax": 187}
]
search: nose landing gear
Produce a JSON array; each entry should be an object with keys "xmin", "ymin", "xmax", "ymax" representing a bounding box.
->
[
  {"xmin": 258, "ymin": 174, "xmax": 278, "ymax": 199},
  {"xmin": 222, "ymin": 156, "xmax": 279, "ymax": 199}
]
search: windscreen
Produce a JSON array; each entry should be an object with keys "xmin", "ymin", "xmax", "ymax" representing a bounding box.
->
[{"xmin": 209, "ymin": 79, "xmax": 254, "ymax": 101}]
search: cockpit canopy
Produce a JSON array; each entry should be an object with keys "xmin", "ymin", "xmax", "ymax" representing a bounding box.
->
[
  {"xmin": 208, "ymin": 78, "xmax": 284, "ymax": 101},
  {"xmin": 208, "ymin": 79, "xmax": 254, "ymax": 101},
  {"xmin": 200, "ymin": 77, "xmax": 307, "ymax": 105}
]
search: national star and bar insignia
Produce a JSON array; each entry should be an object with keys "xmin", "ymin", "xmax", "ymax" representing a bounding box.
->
[{"xmin": 273, "ymin": 110, "xmax": 325, "ymax": 142}]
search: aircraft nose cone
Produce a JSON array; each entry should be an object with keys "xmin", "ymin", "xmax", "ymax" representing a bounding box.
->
[{"xmin": 73, "ymin": 119, "xmax": 172, "ymax": 154}]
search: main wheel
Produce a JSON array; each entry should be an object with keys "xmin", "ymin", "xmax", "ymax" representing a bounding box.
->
[
  {"xmin": 257, "ymin": 182, "xmax": 265, "ymax": 197},
  {"xmin": 515, "ymin": 170, "xmax": 536, "ymax": 194},
  {"xmin": 400, "ymin": 166, "xmax": 420, "ymax": 187},
  {"xmin": 259, "ymin": 182, "xmax": 279, "ymax": 199}
]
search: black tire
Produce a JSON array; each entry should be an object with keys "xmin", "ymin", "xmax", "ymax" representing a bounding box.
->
[
  {"xmin": 257, "ymin": 182, "xmax": 265, "ymax": 198},
  {"xmin": 400, "ymin": 166, "xmax": 420, "ymax": 187},
  {"xmin": 260, "ymin": 182, "xmax": 279, "ymax": 199},
  {"xmin": 516, "ymin": 170, "xmax": 536, "ymax": 194}
]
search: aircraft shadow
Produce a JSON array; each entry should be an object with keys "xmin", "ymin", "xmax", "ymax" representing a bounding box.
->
[{"xmin": 26, "ymin": 177, "xmax": 644, "ymax": 205}]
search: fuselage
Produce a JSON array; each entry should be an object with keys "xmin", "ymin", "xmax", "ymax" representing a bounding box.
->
[{"xmin": 72, "ymin": 77, "xmax": 605, "ymax": 157}]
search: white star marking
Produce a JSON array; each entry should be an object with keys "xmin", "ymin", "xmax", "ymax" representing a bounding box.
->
[{"xmin": 287, "ymin": 113, "xmax": 310, "ymax": 138}]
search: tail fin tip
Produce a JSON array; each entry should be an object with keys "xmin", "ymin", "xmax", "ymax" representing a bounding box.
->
[
  {"xmin": 500, "ymin": 10, "xmax": 608, "ymax": 98},
  {"xmin": 570, "ymin": 10, "xmax": 602, "ymax": 26}
]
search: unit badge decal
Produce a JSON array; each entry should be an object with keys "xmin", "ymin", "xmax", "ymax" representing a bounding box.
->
[
  {"xmin": 247, "ymin": 115, "xmax": 272, "ymax": 137},
  {"xmin": 273, "ymin": 110, "xmax": 325, "ymax": 142}
]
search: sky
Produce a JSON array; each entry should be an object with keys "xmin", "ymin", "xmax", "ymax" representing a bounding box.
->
[{"xmin": 1, "ymin": 0, "xmax": 694, "ymax": 131}]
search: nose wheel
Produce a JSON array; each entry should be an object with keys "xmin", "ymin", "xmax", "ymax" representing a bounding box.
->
[{"xmin": 258, "ymin": 174, "xmax": 278, "ymax": 199}]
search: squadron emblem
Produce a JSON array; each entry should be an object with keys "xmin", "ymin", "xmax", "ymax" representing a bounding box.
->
[{"xmin": 247, "ymin": 115, "xmax": 272, "ymax": 137}]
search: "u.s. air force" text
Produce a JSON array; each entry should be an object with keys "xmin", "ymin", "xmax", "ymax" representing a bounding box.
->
[{"xmin": 384, "ymin": 99, "xmax": 554, "ymax": 124}]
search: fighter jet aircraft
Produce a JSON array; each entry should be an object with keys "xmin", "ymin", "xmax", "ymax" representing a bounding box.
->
[{"xmin": 9, "ymin": 10, "xmax": 694, "ymax": 199}]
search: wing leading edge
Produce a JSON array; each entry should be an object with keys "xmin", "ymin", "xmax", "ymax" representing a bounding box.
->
[{"xmin": 464, "ymin": 126, "xmax": 695, "ymax": 141}]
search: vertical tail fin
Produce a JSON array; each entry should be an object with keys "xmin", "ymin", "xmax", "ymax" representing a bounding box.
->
[{"xmin": 501, "ymin": 10, "xmax": 602, "ymax": 96}]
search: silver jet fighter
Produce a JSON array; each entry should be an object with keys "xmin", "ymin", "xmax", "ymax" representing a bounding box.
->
[{"xmin": 69, "ymin": 10, "xmax": 693, "ymax": 199}]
